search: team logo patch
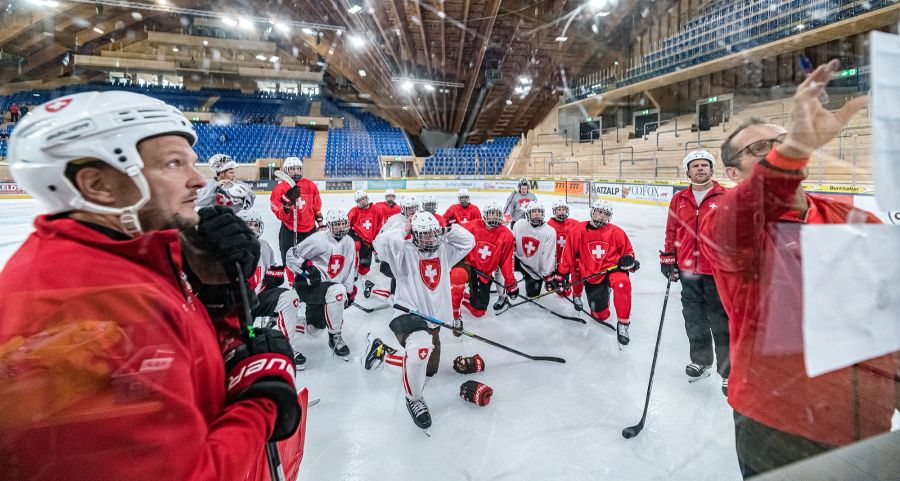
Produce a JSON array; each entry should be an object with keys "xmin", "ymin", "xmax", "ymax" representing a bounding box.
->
[
  {"xmin": 419, "ymin": 258, "xmax": 441, "ymax": 291},
  {"xmin": 360, "ymin": 216, "xmax": 375, "ymax": 231},
  {"xmin": 518, "ymin": 198, "xmax": 530, "ymax": 207},
  {"xmin": 521, "ymin": 236, "xmax": 540, "ymax": 258},
  {"xmin": 327, "ymin": 255, "xmax": 345, "ymax": 278},
  {"xmin": 474, "ymin": 241, "xmax": 496, "ymax": 261},
  {"xmin": 418, "ymin": 347, "xmax": 429, "ymax": 360},
  {"xmin": 587, "ymin": 241, "xmax": 609, "ymax": 265},
  {"xmin": 556, "ymin": 233, "xmax": 568, "ymax": 251},
  {"xmin": 45, "ymin": 98, "xmax": 72, "ymax": 113}
]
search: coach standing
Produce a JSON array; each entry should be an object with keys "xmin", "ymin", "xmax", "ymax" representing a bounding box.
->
[{"xmin": 661, "ymin": 149, "xmax": 729, "ymax": 395}]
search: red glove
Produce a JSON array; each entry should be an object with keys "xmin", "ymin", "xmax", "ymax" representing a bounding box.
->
[
  {"xmin": 453, "ymin": 354, "xmax": 485, "ymax": 374},
  {"xmin": 345, "ymin": 285, "xmax": 357, "ymax": 308},
  {"xmin": 460, "ymin": 380, "xmax": 493, "ymax": 406}
]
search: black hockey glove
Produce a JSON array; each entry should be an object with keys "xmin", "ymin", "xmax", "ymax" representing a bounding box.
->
[
  {"xmin": 196, "ymin": 206, "xmax": 260, "ymax": 279},
  {"xmin": 280, "ymin": 186, "xmax": 300, "ymax": 214},
  {"xmin": 262, "ymin": 266, "xmax": 286, "ymax": 290},
  {"xmin": 294, "ymin": 259, "xmax": 321, "ymax": 288},
  {"xmin": 453, "ymin": 354, "xmax": 485, "ymax": 374},
  {"xmin": 459, "ymin": 380, "xmax": 493, "ymax": 407},
  {"xmin": 617, "ymin": 255, "xmax": 636, "ymax": 272},
  {"xmin": 506, "ymin": 284, "xmax": 519, "ymax": 300},
  {"xmin": 659, "ymin": 251, "xmax": 679, "ymax": 281},
  {"xmin": 221, "ymin": 328, "xmax": 300, "ymax": 441}
]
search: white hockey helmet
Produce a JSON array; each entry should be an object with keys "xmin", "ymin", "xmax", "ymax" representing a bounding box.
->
[
  {"xmin": 354, "ymin": 189, "xmax": 369, "ymax": 207},
  {"xmin": 7, "ymin": 91, "xmax": 196, "ymax": 236},
  {"xmin": 410, "ymin": 211, "xmax": 443, "ymax": 253},
  {"xmin": 238, "ymin": 209, "xmax": 264, "ymax": 237},
  {"xmin": 399, "ymin": 195, "xmax": 418, "ymax": 217},
  {"xmin": 683, "ymin": 149, "xmax": 715, "ymax": 173},
  {"xmin": 283, "ymin": 156, "xmax": 303, "ymax": 180},
  {"xmin": 590, "ymin": 199, "xmax": 613, "ymax": 227},
  {"xmin": 551, "ymin": 199, "xmax": 569, "ymax": 221},
  {"xmin": 421, "ymin": 194, "xmax": 438, "ymax": 214},
  {"xmin": 208, "ymin": 153, "xmax": 237, "ymax": 174},
  {"xmin": 457, "ymin": 188, "xmax": 471, "ymax": 206},
  {"xmin": 325, "ymin": 208, "xmax": 350, "ymax": 240},
  {"xmin": 217, "ymin": 182, "xmax": 253, "ymax": 212},
  {"xmin": 482, "ymin": 200, "xmax": 503, "ymax": 228},
  {"xmin": 524, "ymin": 200, "xmax": 546, "ymax": 227},
  {"xmin": 384, "ymin": 189, "xmax": 397, "ymax": 204}
]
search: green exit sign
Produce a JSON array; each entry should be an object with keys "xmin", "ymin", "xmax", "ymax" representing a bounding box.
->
[
  {"xmin": 641, "ymin": 109, "xmax": 650, "ymax": 115},
  {"xmin": 838, "ymin": 68, "xmax": 858, "ymax": 77},
  {"xmin": 586, "ymin": 116, "xmax": 593, "ymax": 122},
  {"xmin": 394, "ymin": 157, "xmax": 401, "ymax": 161},
  {"xmin": 309, "ymin": 120, "xmax": 317, "ymax": 125},
  {"xmin": 191, "ymin": 116, "xmax": 200, "ymax": 121},
  {"xmin": 707, "ymin": 96, "xmax": 718, "ymax": 103},
  {"xmin": 268, "ymin": 162, "xmax": 276, "ymax": 167}
]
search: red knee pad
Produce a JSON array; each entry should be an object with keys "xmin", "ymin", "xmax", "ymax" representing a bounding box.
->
[
  {"xmin": 451, "ymin": 266, "xmax": 468, "ymax": 286},
  {"xmin": 592, "ymin": 308, "xmax": 611, "ymax": 321},
  {"xmin": 462, "ymin": 300, "xmax": 486, "ymax": 317}
]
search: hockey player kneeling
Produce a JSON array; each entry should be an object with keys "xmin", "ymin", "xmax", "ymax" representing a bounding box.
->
[
  {"xmin": 558, "ymin": 200, "xmax": 640, "ymax": 346},
  {"xmin": 287, "ymin": 209, "xmax": 358, "ymax": 361},
  {"xmin": 512, "ymin": 201, "xmax": 557, "ymax": 297},
  {"xmin": 372, "ymin": 211, "xmax": 475, "ymax": 431}
]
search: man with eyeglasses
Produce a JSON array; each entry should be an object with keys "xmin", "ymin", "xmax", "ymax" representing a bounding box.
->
[{"xmin": 701, "ymin": 60, "xmax": 897, "ymax": 478}]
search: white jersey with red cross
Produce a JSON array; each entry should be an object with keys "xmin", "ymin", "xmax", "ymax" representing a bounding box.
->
[
  {"xmin": 286, "ymin": 230, "xmax": 357, "ymax": 294},
  {"xmin": 512, "ymin": 221, "xmax": 557, "ymax": 279}
]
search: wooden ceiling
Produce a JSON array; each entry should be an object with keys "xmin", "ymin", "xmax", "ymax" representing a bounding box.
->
[{"xmin": 0, "ymin": 0, "xmax": 655, "ymax": 143}]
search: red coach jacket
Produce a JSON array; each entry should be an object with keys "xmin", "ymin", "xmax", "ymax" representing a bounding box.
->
[
  {"xmin": 270, "ymin": 178, "xmax": 322, "ymax": 232},
  {"xmin": 663, "ymin": 181, "xmax": 726, "ymax": 275},
  {"xmin": 0, "ymin": 216, "xmax": 305, "ymax": 481},
  {"xmin": 700, "ymin": 151, "xmax": 896, "ymax": 447}
]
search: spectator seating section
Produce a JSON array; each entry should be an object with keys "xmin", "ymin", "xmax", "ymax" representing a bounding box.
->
[
  {"xmin": 324, "ymin": 102, "xmax": 412, "ymax": 177},
  {"xmin": 567, "ymin": 0, "xmax": 895, "ymax": 103},
  {"xmin": 193, "ymin": 124, "xmax": 314, "ymax": 163},
  {"xmin": 422, "ymin": 136, "xmax": 519, "ymax": 175}
]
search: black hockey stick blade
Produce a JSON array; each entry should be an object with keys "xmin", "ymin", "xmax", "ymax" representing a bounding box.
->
[
  {"xmin": 471, "ymin": 268, "xmax": 586, "ymax": 324},
  {"xmin": 352, "ymin": 302, "xmax": 389, "ymax": 313},
  {"xmin": 622, "ymin": 421, "xmax": 644, "ymax": 439}
]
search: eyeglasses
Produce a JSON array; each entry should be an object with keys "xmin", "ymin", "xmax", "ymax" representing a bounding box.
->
[{"xmin": 727, "ymin": 134, "xmax": 786, "ymax": 165}]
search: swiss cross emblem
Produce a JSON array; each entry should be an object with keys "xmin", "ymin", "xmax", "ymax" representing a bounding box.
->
[
  {"xmin": 556, "ymin": 233, "xmax": 567, "ymax": 249},
  {"xmin": 361, "ymin": 217, "xmax": 373, "ymax": 231},
  {"xmin": 418, "ymin": 347, "xmax": 429, "ymax": 360},
  {"xmin": 587, "ymin": 241, "xmax": 609, "ymax": 264},
  {"xmin": 327, "ymin": 255, "xmax": 345, "ymax": 278},
  {"xmin": 475, "ymin": 241, "xmax": 495, "ymax": 261},
  {"xmin": 44, "ymin": 98, "xmax": 72, "ymax": 113},
  {"xmin": 419, "ymin": 258, "xmax": 441, "ymax": 291},
  {"xmin": 522, "ymin": 236, "xmax": 540, "ymax": 258},
  {"xmin": 710, "ymin": 202, "xmax": 718, "ymax": 209},
  {"xmin": 518, "ymin": 198, "xmax": 530, "ymax": 207}
]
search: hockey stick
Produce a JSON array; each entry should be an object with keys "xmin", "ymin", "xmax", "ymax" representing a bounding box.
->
[
  {"xmin": 561, "ymin": 296, "xmax": 615, "ymax": 331},
  {"xmin": 394, "ymin": 304, "xmax": 566, "ymax": 364},
  {"xmin": 274, "ymin": 170, "xmax": 300, "ymax": 248},
  {"xmin": 231, "ymin": 261, "xmax": 286, "ymax": 481},
  {"xmin": 622, "ymin": 275, "xmax": 673, "ymax": 440},
  {"xmin": 471, "ymin": 268, "xmax": 585, "ymax": 324},
  {"xmin": 352, "ymin": 301, "xmax": 390, "ymax": 313}
]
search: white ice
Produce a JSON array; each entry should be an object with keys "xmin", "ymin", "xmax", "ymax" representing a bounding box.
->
[{"xmin": 1, "ymin": 191, "xmax": 743, "ymax": 480}]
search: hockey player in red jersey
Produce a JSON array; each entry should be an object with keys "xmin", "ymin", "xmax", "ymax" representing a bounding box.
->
[
  {"xmin": 512, "ymin": 201, "xmax": 557, "ymax": 298},
  {"xmin": 371, "ymin": 211, "xmax": 475, "ymax": 431},
  {"xmin": 375, "ymin": 188, "xmax": 401, "ymax": 222},
  {"xmin": 287, "ymin": 209, "xmax": 358, "ymax": 361},
  {"xmin": 348, "ymin": 190, "xmax": 383, "ymax": 298},
  {"xmin": 270, "ymin": 157, "xmax": 323, "ymax": 265},
  {"xmin": 444, "ymin": 188, "xmax": 482, "ymax": 226},
  {"xmin": 420, "ymin": 194, "xmax": 447, "ymax": 226},
  {"xmin": 547, "ymin": 199, "xmax": 584, "ymax": 310},
  {"xmin": 452, "ymin": 201, "xmax": 518, "ymax": 322},
  {"xmin": 559, "ymin": 200, "xmax": 640, "ymax": 345}
]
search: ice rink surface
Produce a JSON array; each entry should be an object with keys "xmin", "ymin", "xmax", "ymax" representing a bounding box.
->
[{"xmin": 1, "ymin": 191, "xmax": 743, "ymax": 480}]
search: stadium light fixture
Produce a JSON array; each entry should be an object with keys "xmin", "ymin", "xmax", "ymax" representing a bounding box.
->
[
  {"xmin": 348, "ymin": 4, "xmax": 362, "ymax": 14},
  {"xmin": 555, "ymin": 36, "xmax": 568, "ymax": 42},
  {"xmin": 302, "ymin": 27, "xmax": 315, "ymax": 35},
  {"xmin": 796, "ymin": 23, "xmax": 805, "ymax": 30},
  {"xmin": 424, "ymin": 84, "xmax": 435, "ymax": 91},
  {"xmin": 238, "ymin": 17, "xmax": 255, "ymax": 31},
  {"xmin": 269, "ymin": 55, "xmax": 280, "ymax": 63},
  {"xmin": 255, "ymin": 54, "xmax": 267, "ymax": 60},
  {"xmin": 92, "ymin": 26, "xmax": 105, "ymax": 34},
  {"xmin": 518, "ymin": 75, "xmax": 531, "ymax": 84},
  {"xmin": 358, "ymin": 69, "xmax": 367, "ymax": 77},
  {"xmin": 505, "ymin": 99, "xmax": 512, "ymax": 105},
  {"xmin": 596, "ymin": 11, "xmax": 610, "ymax": 16},
  {"xmin": 402, "ymin": 80, "xmax": 415, "ymax": 91},
  {"xmin": 202, "ymin": 40, "xmax": 208, "ymax": 46},
  {"xmin": 349, "ymin": 34, "xmax": 366, "ymax": 49},
  {"xmin": 274, "ymin": 22, "xmax": 289, "ymax": 33},
  {"xmin": 222, "ymin": 17, "xmax": 237, "ymax": 26},
  {"xmin": 172, "ymin": 47, "xmax": 179, "ymax": 52}
]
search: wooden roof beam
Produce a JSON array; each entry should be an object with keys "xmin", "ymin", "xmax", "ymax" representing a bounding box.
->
[{"xmin": 452, "ymin": 0, "xmax": 501, "ymax": 133}]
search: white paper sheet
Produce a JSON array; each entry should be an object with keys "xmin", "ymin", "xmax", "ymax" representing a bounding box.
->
[
  {"xmin": 802, "ymin": 224, "xmax": 900, "ymax": 377},
  {"xmin": 871, "ymin": 31, "xmax": 900, "ymax": 211}
]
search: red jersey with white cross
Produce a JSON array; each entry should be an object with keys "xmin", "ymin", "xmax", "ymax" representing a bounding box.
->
[
  {"xmin": 444, "ymin": 203, "xmax": 482, "ymax": 226},
  {"xmin": 269, "ymin": 179, "xmax": 322, "ymax": 232},
  {"xmin": 558, "ymin": 221, "xmax": 634, "ymax": 283},
  {"xmin": 348, "ymin": 204, "xmax": 383, "ymax": 244},
  {"xmin": 461, "ymin": 219, "xmax": 515, "ymax": 285},
  {"xmin": 547, "ymin": 217, "xmax": 581, "ymax": 269}
]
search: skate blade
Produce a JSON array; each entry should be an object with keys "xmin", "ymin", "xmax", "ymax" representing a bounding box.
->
[
  {"xmin": 688, "ymin": 371, "xmax": 712, "ymax": 383},
  {"xmin": 422, "ymin": 428, "xmax": 431, "ymax": 437},
  {"xmin": 308, "ymin": 398, "xmax": 321, "ymax": 408}
]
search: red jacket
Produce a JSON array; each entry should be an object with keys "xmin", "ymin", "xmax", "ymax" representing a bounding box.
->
[
  {"xmin": 348, "ymin": 204, "xmax": 383, "ymax": 244},
  {"xmin": 558, "ymin": 221, "xmax": 634, "ymax": 282},
  {"xmin": 444, "ymin": 203, "xmax": 482, "ymax": 226},
  {"xmin": 547, "ymin": 217, "xmax": 581, "ymax": 269},
  {"xmin": 700, "ymin": 152, "xmax": 896, "ymax": 446},
  {"xmin": 270, "ymin": 179, "xmax": 321, "ymax": 232},
  {"xmin": 0, "ymin": 216, "xmax": 304, "ymax": 481},
  {"xmin": 663, "ymin": 182, "xmax": 726, "ymax": 275},
  {"xmin": 461, "ymin": 219, "xmax": 515, "ymax": 286}
]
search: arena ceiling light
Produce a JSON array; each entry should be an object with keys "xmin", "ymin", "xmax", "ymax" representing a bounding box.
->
[
  {"xmin": 555, "ymin": 36, "xmax": 568, "ymax": 42},
  {"xmin": 274, "ymin": 22, "xmax": 289, "ymax": 33},
  {"xmin": 424, "ymin": 84, "xmax": 435, "ymax": 92},
  {"xmin": 392, "ymin": 77, "xmax": 465, "ymax": 90},
  {"xmin": 222, "ymin": 17, "xmax": 237, "ymax": 26},
  {"xmin": 92, "ymin": 26, "xmax": 105, "ymax": 34},
  {"xmin": 29, "ymin": 0, "xmax": 60, "ymax": 6},
  {"xmin": 518, "ymin": 75, "xmax": 531, "ymax": 84},
  {"xmin": 401, "ymin": 80, "xmax": 415, "ymax": 91},
  {"xmin": 269, "ymin": 55, "xmax": 280, "ymax": 63},
  {"xmin": 347, "ymin": 5, "xmax": 363, "ymax": 14},
  {"xmin": 358, "ymin": 69, "xmax": 367, "ymax": 77},
  {"xmin": 255, "ymin": 54, "xmax": 267, "ymax": 60},
  {"xmin": 238, "ymin": 17, "xmax": 255, "ymax": 31},
  {"xmin": 349, "ymin": 34, "xmax": 366, "ymax": 49},
  {"xmin": 302, "ymin": 28, "xmax": 315, "ymax": 35},
  {"xmin": 505, "ymin": 99, "xmax": 512, "ymax": 105}
]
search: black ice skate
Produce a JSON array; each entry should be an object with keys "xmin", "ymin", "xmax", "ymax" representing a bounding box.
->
[
  {"xmin": 451, "ymin": 314, "xmax": 464, "ymax": 338},
  {"xmin": 572, "ymin": 297, "xmax": 583, "ymax": 311},
  {"xmin": 364, "ymin": 280, "xmax": 375, "ymax": 298},
  {"xmin": 406, "ymin": 397, "xmax": 432, "ymax": 434},
  {"xmin": 329, "ymin": 332, "xmax": 350, "ymax": 360},
  {"xmin": 685, "ymin": 363, "xmax": 712, "ymax": 382},
  {"xmin": 617, "ymin": 322, "xmax": 630, "ymax": 346},
  {"xmin": 493, "ymin": 296, "xmax": 509, "ymax": 312},
  {"xmin": 363, "ymin": 335, "xmax": 395, "ymax": 370},
  {"xmin": 294, "ymin": 351, "xmax": 307, "ymax": 371}
]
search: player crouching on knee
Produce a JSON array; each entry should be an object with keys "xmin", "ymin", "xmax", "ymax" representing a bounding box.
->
[
  {"xmin": 558, "ymin": 200, "xmax": 640, "ymax": 345},
  {"xmin": 287, "ymin": 209, "xmax": 358, "ymax": 361},
  {"xmin": 452, "ymin": 201, "xmax": 517, "ymax": 320},
  {"xmin": 372, "ymin": 211, "xmax": 475, "ymax": 431}
]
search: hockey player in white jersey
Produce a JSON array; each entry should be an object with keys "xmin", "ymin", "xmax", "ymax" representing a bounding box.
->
[
  {"xmin": 196, "ymin": 154, "xmax": 256, "ymax": 212},
  {"xmin": 370, "ymin": 211, "xmax": 475, "ymax": 431},
  {"xmin": 511, "ymin": 201, "xmax": 557, "ymax": 298},
  {"xmin": 287, "ymin": 209, "xmax": 358, "ymax": 360},
  {"xmin": 372, "ymin": 195, "xmax": 419, "ymax": 303},
  {"xmin": 238, "ymin": 210, "xmax": 307, "ymax": 370}
]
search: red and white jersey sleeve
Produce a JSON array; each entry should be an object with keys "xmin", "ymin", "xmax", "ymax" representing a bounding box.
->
[
  {"xmin": 249, "ymin": 240, "xmax": 278, "ymax": 293},
  {"xmin": 348, "ymin": 205, "xmax": 383, "ymax": 244},
  {"xmin": 374, "ymin": 223, "xmax": 475, "ymax": 324},
  {"xmin": 462, "ymin": 219, "xmax": 515, "ymax": 286},
  {"xmin": 286, "ymin": 231, "xmax": 357, "ymax": 292},
  {"xmin": 512, "ymin": 221, "xmax": 557, "ymax": 278}
]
